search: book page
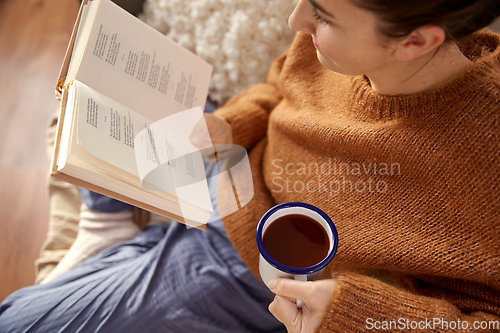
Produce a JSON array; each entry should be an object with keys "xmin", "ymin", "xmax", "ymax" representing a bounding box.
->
[
  {"xmin": 56, "ymin": 86, "xmax": 77, "ymax": 171},
  {"xmin": 75, "ymin": 80, "xmax": 147, "ymax": 178},
  {"xmin": 70, "ymin": 0, "xmax": 212, "ymax": 122},
  {"xmin": 134, "ymin": 107, "xmax": 214, "ymax": 210},
  {"xmin": 72, "ymin": 80, "xmax": 213, "ymax": 211}
]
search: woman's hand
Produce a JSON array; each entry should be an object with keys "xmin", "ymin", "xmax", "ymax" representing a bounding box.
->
[
  {"xmin": 190, "ymin": 113, "xmax": 233, "ymax": 152},
  {"xmin": 268, "ymin": 278, "xmax": 337, "ymax": 333}
]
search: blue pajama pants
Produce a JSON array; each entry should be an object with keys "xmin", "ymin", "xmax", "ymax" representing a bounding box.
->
[{"xmin": 0, "ymin": 106, "xmax": 284, "ymax": 332}]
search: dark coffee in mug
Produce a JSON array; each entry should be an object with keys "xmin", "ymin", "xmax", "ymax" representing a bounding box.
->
[{"xmin": 263, "ymin": 214, "xmax": 329, "ymax": 268}]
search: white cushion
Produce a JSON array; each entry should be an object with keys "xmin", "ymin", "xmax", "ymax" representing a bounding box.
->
[{"xmin": 140, "ymin": 0, "xmax": 298, "ymax": 105}]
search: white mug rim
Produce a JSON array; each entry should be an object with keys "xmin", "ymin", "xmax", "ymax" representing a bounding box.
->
[{"xmin": 256, "ymin": 202, "xmax": 338, "ymax": 275}]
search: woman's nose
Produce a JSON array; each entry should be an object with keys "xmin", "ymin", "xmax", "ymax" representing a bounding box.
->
[{"xmin": 289, "ymin": 0, "xmax": 316, "ymax": 35}]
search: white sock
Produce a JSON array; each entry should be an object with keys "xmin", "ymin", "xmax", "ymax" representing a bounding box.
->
[{"xmin": 40, "ymin": 203, "xmax": 140, "ymax": 284}]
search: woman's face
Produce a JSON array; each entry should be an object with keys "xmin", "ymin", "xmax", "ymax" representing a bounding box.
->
[{"xmin": 289, "ymin": 0, "xmax": 397, "ymax": 77}]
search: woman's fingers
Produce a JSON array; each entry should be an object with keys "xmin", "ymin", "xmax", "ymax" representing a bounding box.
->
[
  {"xmin": 268, "ymin": 278, "xmax": 338, "ymax": 333},
  {"xmin": 269, "ymin": 278, "xmax": 315, "ymax": 305},
  {"xmin": 269, "ymin": 295, "xmax": 302, "ymax": 330},
  {"xmin": 191, "ymin": 114, "xmax": 232, "ymax": 145}
]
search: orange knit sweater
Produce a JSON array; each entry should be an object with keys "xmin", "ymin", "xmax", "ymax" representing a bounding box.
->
[{"xmin": 215, "ymin": 31, "xmax": 500, "ymax": 332}]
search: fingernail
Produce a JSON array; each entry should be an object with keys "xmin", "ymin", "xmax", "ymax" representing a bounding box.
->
[
  {"xmin": 269, "ymin": 279, "xmax": 276, "ymax": 290},
  {"xmin": 191, "ymin": 136, "xmax": 201, "ymax": 146}
]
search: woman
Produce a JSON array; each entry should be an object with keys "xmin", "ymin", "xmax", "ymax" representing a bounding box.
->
[
  {"xmin": 1, "ymin": 0, "xmax": 499, "ymax": 332},
  {"xmin": 208, "ymin": 0, "xmax": 500, "ymax": 331}
]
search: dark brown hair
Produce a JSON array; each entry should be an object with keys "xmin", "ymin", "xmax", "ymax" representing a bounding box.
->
[{"xmin": 350, "ymin": 0, "xmax": 500, "ymax": 41}]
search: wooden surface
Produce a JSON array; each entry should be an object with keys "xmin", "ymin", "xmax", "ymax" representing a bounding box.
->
[{"xmin": 0, "ymin": 0, "xmax": 80, "ymax": 302}]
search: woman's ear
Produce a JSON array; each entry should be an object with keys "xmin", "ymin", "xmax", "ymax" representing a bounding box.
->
[{"xmin": 394, "ymin": 25, "xmax": 446, "ymax": 62}]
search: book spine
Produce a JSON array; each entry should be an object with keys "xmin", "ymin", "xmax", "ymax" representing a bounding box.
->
[{"xmin": 55, "ymin": 0, "xmax": 91, "ymax": 101}]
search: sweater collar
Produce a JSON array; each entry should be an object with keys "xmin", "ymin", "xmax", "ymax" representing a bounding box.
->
[{"xmin": 340, "ymin": 31, "xmax": 500, "ymax": 122}]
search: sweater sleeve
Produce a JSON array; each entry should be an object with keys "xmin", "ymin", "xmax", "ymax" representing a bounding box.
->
[
  {"xmin": 214, "ymin": 50, "xmax": 286, "ymax": 151},
  {"xmin": 317, "ymin": 270, "xmax": 500, "ymax": 332}
]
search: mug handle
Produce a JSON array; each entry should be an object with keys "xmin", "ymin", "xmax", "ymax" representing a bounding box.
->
[{"xmin": 294, "ymin": 275, "xmax": 307, "ymax": 308}]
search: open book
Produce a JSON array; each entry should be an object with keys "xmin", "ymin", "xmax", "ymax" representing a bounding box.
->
[{"xmin": 52, "ymin": 0, "xmax": 214, "ymax": 229}]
